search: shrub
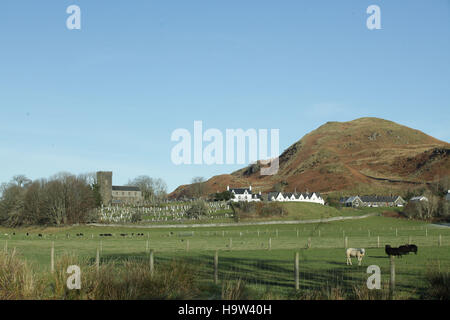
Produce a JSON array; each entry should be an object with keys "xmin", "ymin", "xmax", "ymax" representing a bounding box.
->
[
  {"xmin": 186, "ymin": 200, "xmax": 209, "ymax": 219},
  {"xmin": 424, "ymin": 267, "xmax": 450, "ymax": 300}
]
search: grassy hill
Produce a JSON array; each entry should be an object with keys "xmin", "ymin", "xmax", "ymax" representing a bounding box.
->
[{"xmin": 170, "ymin": 117, "xmax": 450, "ymax": 198}]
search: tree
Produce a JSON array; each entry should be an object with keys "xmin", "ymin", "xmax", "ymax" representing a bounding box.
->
[
  {"xmin": 213, "ymin": 191, "xmax": 233, "ymax": 201},
  {"xmin": 12, "ymin": 175, "xmax": 31, "ymax": 188},
  {"xmin": 186, "ymin": 200, "xmax": 209, "ymax": 219},
  {"xmin": 128, "ymin": 176, "xmax": 168, "ymax": 203},
  {"xmin": 190, "ymin": 177, "xmax": 205, "ymax": 198}
]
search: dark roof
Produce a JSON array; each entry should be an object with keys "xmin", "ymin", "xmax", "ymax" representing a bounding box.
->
[
  {"xmin": 359, "ymin": 195, "xmax": 402, "ymax": 203},
  {"xmin": 230, "ymin": 188, "xmax": 251, "ymax": 195},
  {"xmin": 112, "ymin": 186, "xmax": 140, "ymax": 192},
  {"xmin": 267, "ymin": 192, "xmax": 280, "ymax": 200}
]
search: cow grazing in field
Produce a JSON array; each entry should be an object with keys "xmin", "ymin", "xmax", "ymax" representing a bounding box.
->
[
  {"xmin": 38, "ymin": 234, "xmax": 43, "ymax": 237},
  {"xmin": 406, "ymin": 244, "xmax": 418, "ymax": 255},
  {"xmin": 346, "ymin": 248, "xmax": 366, "ymax": 266},
  {"xmin": 398, "ymin": 244, "xmax": 418, "ymax": 255},
  {"xmin": 385, "ymin": 245, "xmax": 406, "ymax": 258}
]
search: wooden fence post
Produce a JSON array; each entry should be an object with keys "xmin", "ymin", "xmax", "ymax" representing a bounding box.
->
[
  {"xmin": 307, "ymin": 237, "xmax": 311, "ymax": 249},
  {"xmin": 96, "ymin": 248, "xmax": 100, "ymax": 274},
  {"xmin": 149, "ymin": 249, "xmax": 154, "ymax": 277},
  {"xmin": 214, "ymin": 251, "xmax": 219, "ymax": 285},
  {"xmin": 269, "ymin": 238, "xmax": 272, "ymax": 250},
  {"xmin": 4, "ymin": 240, "xmax": 7, "ymax": 253},
  {"xmin": 344, "ymin": 236, "xmax": 348, "ymax": 249},
  {"xmin": 146, "ymin": 240, "xmax": 149, "ymax": 253},
  {"xmin": 389, "ymin": 255, "xmax": 395, "ymax": 300},
  {"xmin": 51, "ymin": 241, "xmax": 55, "ymax": 274},
  {"xmin": 395, "ymin": 228, "xmax": 398, "ymax": 237},
  {"xmin": 426, "ymin": 228, "xmax": 428, "ymax": 237},
  {"xmin": 294, "ymin": 252, "xmax": 299, "ymax": 290},
  {"xmin": 186, "ymin": 240, "xmax": 190, "ymax": 252},
  {"xmin": 438, "ymin": 235, "xmax": 442, "ymax": 247},
  {"xmin": 377, "ymin": 236, "xmax": 380, "ymax": 248}
]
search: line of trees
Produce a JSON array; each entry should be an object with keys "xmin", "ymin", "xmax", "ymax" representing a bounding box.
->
[{"xmin": 0, "ymin": 173, "xmax": 100, "ymax": 227}]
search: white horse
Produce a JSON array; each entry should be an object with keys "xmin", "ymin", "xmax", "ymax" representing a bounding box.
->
[{"xmin": 346, "ymin": 248, "xmax": 365, "ymax": 266}]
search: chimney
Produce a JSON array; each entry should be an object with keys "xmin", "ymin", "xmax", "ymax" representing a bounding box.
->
[
  {"xmin": 227, "ymin": 186, "xmax": 229, "ymax": 191},
  {"xmin": 249, "ymin": 185, "xmax": 252, "ymax": 191}
]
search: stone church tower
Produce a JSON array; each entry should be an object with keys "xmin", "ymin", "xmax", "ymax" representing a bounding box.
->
[{"xmin": 97, "ymin": 171, "xmax": 112, "ymax": 205}]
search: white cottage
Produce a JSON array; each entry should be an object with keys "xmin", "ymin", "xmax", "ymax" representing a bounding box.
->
[
  {"xmin": 267, "ymin": 192, "xmax": 325, "ymax": 205},
  {"xmin": 227, "ymin": 186, "xmax": 262, "ymax": 202}
]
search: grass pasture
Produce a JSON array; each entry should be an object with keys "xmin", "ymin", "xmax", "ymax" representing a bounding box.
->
[{"xmin": 0, "ymin": 215, "xmax": 449, "ymax": 299}]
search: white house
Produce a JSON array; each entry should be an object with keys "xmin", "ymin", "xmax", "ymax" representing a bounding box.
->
[
  {"xmin": 410, "ymin": 196, "xmax": 429, "ymax": 202},
  {"xmin": 267, "ymin": 192, "xmax": 325, "ymax": 205},
  {"xmin": 227, "ymin": 186, "xmax": 261, "ymax": 202}
]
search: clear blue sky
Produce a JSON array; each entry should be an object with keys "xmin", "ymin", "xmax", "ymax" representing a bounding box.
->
[{"xmin": 0, "ymin": 0, "xmax": 449, "ymax": 192}]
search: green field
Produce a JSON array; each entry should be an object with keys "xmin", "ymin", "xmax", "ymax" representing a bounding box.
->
[
  {"xmin": 1, "ymin": 203, "xmax": 449, "ymax": 300},
  {"xmin": 1, "ymin": 214, "xmax": 449, "ymax": 299}
]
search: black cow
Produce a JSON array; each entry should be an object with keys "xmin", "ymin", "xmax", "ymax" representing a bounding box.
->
[
  {"xmin": 399, "ymin": 244, "xmax": 418, "ymax": 255},
  {"xmin": 385, "ymin": 245, "xmax": 404, "ymax": 257}
]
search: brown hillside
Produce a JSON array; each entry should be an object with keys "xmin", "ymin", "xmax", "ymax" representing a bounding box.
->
[{"xmin": 169, "ymin": 117, "xmax": 450, "ymax": 198}]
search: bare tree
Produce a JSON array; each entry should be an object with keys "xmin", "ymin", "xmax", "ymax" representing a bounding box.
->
[
  {"xmin": 190, "ymin": 177, "xmax": 206, "ymax": 198},
  {"xmin": 128, "ymin": 176, "xmax": 168, "ymax": 203},
  {"xmin": 12, "ymin": 175, "xmax": 31, "ymax": 188}
]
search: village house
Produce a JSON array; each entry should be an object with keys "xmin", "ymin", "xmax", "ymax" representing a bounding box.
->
[
  {"xmin": 267, "ymin": 192, "xmax": 325, "ymax": 205},
  {"xmin": 340, "ymin": 195, "xmax": 406, "ymax": 208},
  {"xmin": 409, "ymin": 196, "xmax": 429, "ymax": 202},
  {"xmin": 227, "ymin": 186, "xmax": 262, "ymax": 202}
]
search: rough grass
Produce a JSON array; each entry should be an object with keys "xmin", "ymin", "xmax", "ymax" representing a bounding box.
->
[{"xmin": 0, "ymin": 251, "xmax": 200, "ymax": 300}]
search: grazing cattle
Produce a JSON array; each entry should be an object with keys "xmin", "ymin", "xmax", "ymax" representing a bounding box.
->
[
  {"xmin": 385, "ymin": 245, "xmax": 406, "ymax": 258},
  {"xmin": 346, "ymin": 248, "xmax": 366, "ymax": 266},
  {"xmin": 26, "ymin": 233, "xmax": 29, "ymax": 236},
  {"xmin": 120, "ymin": 234, "xmax": 128, "ymax": 237},
  {"xmin": 38, "ymin": 234, "xmax": 43, "ymax": 237},
  {"xmin": 407, "ymin": 244, "xmax": 418, "ymax": 254},
  {"xmin": 398, "ymin": 244, "xmax": 418, "ymax": 255}
]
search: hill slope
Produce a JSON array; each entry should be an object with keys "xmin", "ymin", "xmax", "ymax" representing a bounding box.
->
[{"xmin": 170, "ymin": 118, "xmax": 450, "ymax": 198}]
